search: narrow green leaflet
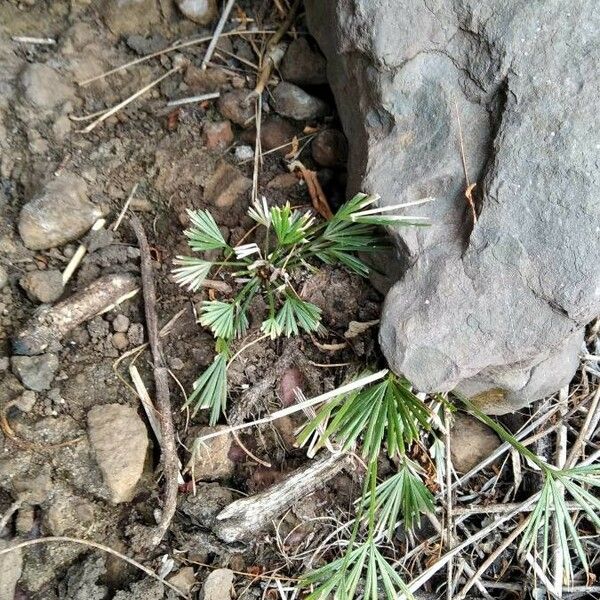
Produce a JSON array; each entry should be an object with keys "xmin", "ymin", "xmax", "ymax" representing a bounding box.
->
[
  {"xmin": 270, "ymin": 203, "xmax": 314, "ymax": 245},
  {"xmin": 302, "ymin": 540, "xmax": 412, "ymax": 600},
  {"xmin": 172, "ymin": 256, "xmax": 213, "ymax": 291},
  {"xmin": 275, "ymin": 294, "xmax": 322, "ymax": 337},
  {"xmin": 199, "ymin": 301, "xmax": 235, "ymax": 340},
  {"xmin": 184, "ymin": 352, "xmax": 227, "ymax": 425},
  {"xmin": 185, "ymin": 209, "xmax": 229, "ymax": 251},
  {"xmin": 299, "ymin": 374, "xmax": 431, "ymax": 461},
  {"xmin": 363, "ymin": 460, "xmax": 435, "ymax": 537}
]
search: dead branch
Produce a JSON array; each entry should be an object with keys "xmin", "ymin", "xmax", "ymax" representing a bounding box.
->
[
  {"xmin": 214, "ymin": 451, "xmax": 349, "ymax": 543},
  {"xmin": 129, "ymin": 215, "xmax": 178, "ymax": 548},
  {"xmin": 13, "ymin": 273, "xmax": 139, "ymax": 355}
]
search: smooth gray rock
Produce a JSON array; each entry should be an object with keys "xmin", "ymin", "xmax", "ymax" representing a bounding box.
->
[
  {"xmin": 18, "ymin": 172, "xmax": 105, "ymax": 250},
  {"xmin": 11, "ymin": 353, "xmax": 59, "ymax": 392},
  {"xmin": 307, "ymin": 0, "xmax": 599, "ymax": 412},
  {"xmin": 271, "ymin": 82, "xmax": 330, "ymax": 121}
]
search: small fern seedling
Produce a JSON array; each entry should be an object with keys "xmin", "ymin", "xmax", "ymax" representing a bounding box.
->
[
  {"xmin": 298, "ymin": 373, "xmax": 436, "ymax": 600},
  {"xmin": 173, "ymin": 193, "xmax": 428, "ymax": 425},
  {"xmin": 460, "ymin": 394, "xmax": 600, "ymax": 585}
]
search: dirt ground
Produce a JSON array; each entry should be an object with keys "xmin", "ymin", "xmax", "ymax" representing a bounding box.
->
[{"xmin": 0, "ymin": 1, "xmax": 384, "ymax": 598}]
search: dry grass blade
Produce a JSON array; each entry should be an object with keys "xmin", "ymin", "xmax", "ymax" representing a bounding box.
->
[
  {"xmin": 0, "ymin": 537, "xmax": 187, "ymax": 598},
  {"xmin": 78, "ymin": 66, "xmax": 180, "ymax": 133},
  {"xmin": 78, "ymin": 30, "xmax": 277, "ymax": 86}
]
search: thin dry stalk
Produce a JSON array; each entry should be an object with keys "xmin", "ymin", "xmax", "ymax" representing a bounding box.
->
[
  {"xmin": 201, "ymin": 0, "xmax": 237, "ymax": 69},
  {"xmin": 113, "ymin": 183, "xmax": 139, "ymax": 232},
  {"xmin": 12, "ymin": 36, "xmax": 55, "ymax": 44},
  {"xmin": 78, "ymin": 66, "xmax": 181, "ymax": 133},
  {"xmin": 0, "ymin": 499, "xmax": 22, "ymax": 532},
  {"xmin": 0, "ymin": 536, "xmax": 187, "ymax": 598},
  {"xmin": 129, "ymin": 215, "xmax": 178, "ymax": 547},
  {"xmin": 252, "ymin": 93, "xmax": 263, "ymax": 203},
  {"xmin": 553, "ymin": 387, "xmax": 569, "ymax": 594},
  {"xmin": 78, "ymin": 30, "xmax": 277, "ymax": 86},
  {"xmin": 566, "ymin": 383, "xmax": 600, "ymax": 467},
  {"xmin": 166, "ymin": 92, "xmax": 220, "ymax": 107},
  {"xmin": 444, "ymin": 406, "xmax": 455, "ymax": 600},
  {"xmin": 62, "ymin": 218, "xmax": 106, "ymax": 284},
  {"xmin": 455, "ymin": 517, "xmax": 530, "ymax": 600},
  {"xmin": 454, "ymin": 101, "xmax": 477, "ymax": 224},
  {"xmin": 129, "ymin": 364, "xmax": 163, "ymax": 443},
  {"xmin": 195, "ymin": 369, "xmax": 389, "ymax": 443}
]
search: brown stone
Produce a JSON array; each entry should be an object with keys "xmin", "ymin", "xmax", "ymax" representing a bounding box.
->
[
  {"xmin": 203, "ymin": 121, "xmax": 234, "ymax": 150},
  {"xmin": 217, "ymin": 89, "xmax": 254, "ymax": 127},
  {"xmin": 267, "ymin": 173, "xmax": 299, "ymax": 190},
  {"xmin": 450, "ymin": 413, "xmax": 501, "ymax": 473},
  {"xmin": 311, "ymin": 129, "xmax": 348, "ymax": 168},
  {"xmin": 204, "ymin": 161, "xmax": 251, "ymax": 208},
  {"xmin": 187, "ymin": 426, "xmax": 235, "ymax": 481}
]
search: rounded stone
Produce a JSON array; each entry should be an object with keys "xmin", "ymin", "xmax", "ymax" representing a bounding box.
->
[
  {"xmin": 111, "ymin": 332, "xmax": 129, "ymax": 350},
  {"xmin": 112, "ymin": 314, "xmax": 130, "ymax": 333}
]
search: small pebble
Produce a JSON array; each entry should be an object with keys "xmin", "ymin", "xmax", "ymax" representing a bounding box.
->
[
  {"xmin": 127, "ymin": 323, "xmax": 145, "ymax": 346},
  {"xmin": 311, "ymin": 129, "xmax": 348, "ymax": 168},
  {"xmin": 169, "ymin": 357, "xmax": 184, "ymax": 370},
  {"xmin": 15, "ymin": 390, "xmax": 37, "ymax": 413},
  {"xmin": 112, "ymin": 332, "xmax": 129, "ymax": 350},
  {"xmin": 217, "ymin": 89, "xmax": 254, "ymax": 128},
  {"xmin": 19, "ymin": 269, "xmax": 64, "ymax": 304},
  {"xmin": 203, "ymin": 121, "xmax": 234, "ymax": 150},
  {"xmin": 0, "ymin": 265, "xmax": 7, "ymax": 290},
  {"xmin": 234, "ymin": 145, "xmax": 255, "ymax": 162},
  {"xmin": 112, "ymin": 314, "xmax": 130, "ymax": 333}
]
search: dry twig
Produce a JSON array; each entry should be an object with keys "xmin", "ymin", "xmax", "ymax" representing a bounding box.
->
[{"xmin": 129, "ymin": 215, "xmax": 178, "ymax": 547}]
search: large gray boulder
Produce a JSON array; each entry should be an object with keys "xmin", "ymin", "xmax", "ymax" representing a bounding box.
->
[{"xmin": 306, "ymin": 1, "xmax": 599, "ymax": 413}]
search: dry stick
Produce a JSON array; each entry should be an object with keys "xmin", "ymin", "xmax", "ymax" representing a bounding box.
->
[
  {"xmin": 0, "ymin": 537, "xmax": 187, "ymax": 599},
  {"xmin": 400, "ymin": 448, "xmax": 600, "ymax": 600},
  {"xmin": 454, "ymin": 100, "xmax": 477, "ymax": 224},
  {"xmin": 201, "ymin": 0, "xmax": 237, "ymax": 69},
  {"xmin": 553, "ymin": 387, "xmax": 569, "ymax": 595},
  {"xmin": 455, "ymin": 517, "xmax": 530, "ymax": 600},
  {"xmin": 79, "ymin": 66, "xmax": 180, "ymax": 133},
  {"xmin": 79, "ymin": 30, "xmax": 277, "ymax": 86},
  {"xmin": 113, "ymin": 182, "xmax": 139, "ymax": 232},
  {"xmin": 129, "ymin": 215, "xmax": 178, "ymax": 548},
  {"xmin": 566, "ymin": 383, "xmax": 600, "ymax": 468}
]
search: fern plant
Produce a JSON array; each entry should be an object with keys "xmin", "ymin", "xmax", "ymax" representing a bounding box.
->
[
  {"xmin": 297, "ymin": 373, "xmax": 436, "ymax": 600},
  {"xmin": 460, "ymin": 395, "xmax": 600, "ymax": 585},
  {"xmin": 173, "ymin": 194, "xmax": 427, "ymax": 424}
]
